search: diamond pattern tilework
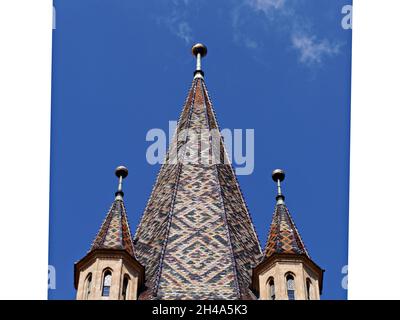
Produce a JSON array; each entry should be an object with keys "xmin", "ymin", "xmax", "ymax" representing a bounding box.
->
[
  {"xmin": 133, "ymin": 81, "xmax": 197, "ymax": 299},
  {"xmin": 203, "ymin": 82, "xmax": 264, "ymax": 297},
  {"xmin": 264, "ymin": 203, "xmax": 309, "ymax": 258},
  {"xmin": 91, "ymin": 199, "xmax": 135, "ymax": 257},
  {"xmin": 157, "ymin": 163, "xmax": 239, "ymax": 299},
  {"xmin": 134, "ymin": 78, "xmax": 262, "ymax": 300}
]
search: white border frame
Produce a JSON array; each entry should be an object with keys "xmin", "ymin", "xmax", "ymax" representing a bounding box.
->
[
  {"xmin": 0, "ymin": 1, "xmax": 52, "ymax": 299},
  {"xmin": 1, "ymin": 0, "xmax": 400, "ymax": 300},
  {"xmin": 349, "ymin": 0, "xmax": 400, "ymax": 300}
]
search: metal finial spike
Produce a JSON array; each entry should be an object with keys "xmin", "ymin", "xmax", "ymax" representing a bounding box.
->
[
  {"xmin": 191, "ymin": 43, "xmax": 207, "ymax": 78},
  {"xmin": 272, "ymin": 169, "xmax": 285, "ymax": 204},
  {"xmin": 115, "ymin": 166, "xmax": 129, "ymax": 179},
  {"xmin": 115, "ymin": 166, "xmax": 128, "ymax": 199}
]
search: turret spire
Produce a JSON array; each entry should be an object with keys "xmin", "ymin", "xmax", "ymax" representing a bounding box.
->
[
  {"xmin": 191, "ymin": 43, "xmax": 207, "ymax": 79},
  {"xmin": 272, "ymin": 168, "xmax": 285, "ymax": 204},
  {"xmin": 115, "ymin": 165, "xmax": 128, "ymax": 200},
  {"xmin": 89, "ymin": 165, "xmax": 135, "ymax": 256},
  {"xmin": 264, "ymin": 169, "xmax": 309, "ymax": 258},
  {"xmin": 251, "ymin": 169, "xmax": 324, "ymax": 299},
  {"xmin": 75, "ymin": 165, "xmax": 145, "ymax": 299}
]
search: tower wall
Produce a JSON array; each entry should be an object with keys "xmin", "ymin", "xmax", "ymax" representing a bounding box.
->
[
  {"xmin": 256, "ymin": 257, "xmax": 321, "ymax": 300},
  {"xmin": 75, "ymin": 252, "xmax": 141, "ymax": 300}
]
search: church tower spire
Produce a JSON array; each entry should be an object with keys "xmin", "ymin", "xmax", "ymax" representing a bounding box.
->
[
  {"xmin": 134, "ymin": 44, "xmax": 262, "ymax": 300},
  {"xmin": 251, "ymin": 169, "xmax": 324, "ymax": 300},
  {"xmin": 74, "ymin": 166, "xmax": 144, "ymax": 300}
]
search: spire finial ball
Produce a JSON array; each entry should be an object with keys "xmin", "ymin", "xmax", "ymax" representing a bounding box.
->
[
  {"xmin": 272, "ymin": 169, "xmax": 285, "ymax": 182},
  {"xmin": 192, "ymin": 43, "xmax": 207, "ymax": 57},
  {"xmin": 115, "ymin": 166, "xmax": 128, "ymax": 179}
]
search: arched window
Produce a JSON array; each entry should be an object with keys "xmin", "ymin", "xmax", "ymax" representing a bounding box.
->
[
  {"xmin": 102, "ymin": 270, "xmax": 112, "ymax": 297},
  {"xmin": 286, "ymin": 274, "xmax": 295, "ymax": 300},
  {"xmin": 306, "ymin": 279, "xmax": 312, "ymax": 300},
  {"xmin": 84, "ymin": 273, "xmax": 92, "ymax": 300},
  {"xmin": 122, "ymin": 275, "xmax": 130, "ymax": 300},
  {"xmin": 267, "ymin": 277, "xmax": 275, "ymax": 300}
]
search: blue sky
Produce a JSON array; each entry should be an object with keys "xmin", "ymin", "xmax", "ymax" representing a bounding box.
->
[{"xmin": 49, "ymin": 0, "xmax": 352, "ymax": 299}]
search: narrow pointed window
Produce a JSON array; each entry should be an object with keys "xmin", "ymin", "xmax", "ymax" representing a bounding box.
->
[
  {"xmin": 286, "ymin": 274, "xmax": 295, "ymax": 300},
  {"xmin": 102, "ymin": 270, "xmax": 112, "ymax": 297},
  {"xmin": 85, "ymin": 273, "xmax": 92, "ymax": 300},
  {"xmin": 306, "ymin": 279, "xmax": 312, "ymax": 300},
  {"xmin": 267, "ymin": 278, "xmax": 275, "ymax": 300},
  {"xmin": 122, "ymin": 275, "xmax": 130, "ymax": 300}
]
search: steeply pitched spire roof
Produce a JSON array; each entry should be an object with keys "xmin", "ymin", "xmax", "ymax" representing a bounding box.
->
[
  {"xmin": 134, "ymin": 44, "xmax": 262, "ymax": 300},
  {"xmin": 263, "ymin": 169, "xmax": 309, "ymax": 258},
  {"xmin": 253, "ymin": 170, "xmax": 324, "ymax": 295},
  {"xmin": 75, "ymin": 167, "xmax": 145, "ymax": 291},
  {"xmin": 90, "ymin": 198, "xmax": 135, "ymax": 256},
  {"xmin": 252, "ymin": 196, "xmax": 323, "ymax": 297},
  {"xmin": 90, "ymin": 166, "xmax": 135, "ymax": 257},
  {"xmin": 264, "ymin": 202, "xmax": 309, "ymax": 258}
]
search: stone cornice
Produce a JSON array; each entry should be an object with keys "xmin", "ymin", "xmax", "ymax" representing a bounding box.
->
[
  {"xmin": 251, "ymin": 253, "xmax": 324, "ymax": 295},
  {"xmin": 74, "ymin": 249, "xmax": 145, "ymax": 290}
]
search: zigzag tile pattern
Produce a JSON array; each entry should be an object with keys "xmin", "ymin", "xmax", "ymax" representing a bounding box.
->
[
  {"xmin": 91, "ymin": 199, "xmax": 135, "ymax": 257},
  {"xmin": 133, "ymin": 81, "xmax": 197, "ymax": 298},
  {"xmin": 134, "ymin": 78, "xmax": 262, "ymax": 299},
  {"xmin": 264, "ymin": 203, "xmax": 309, "ymax": 258},
  {"xmin": 202, "ymin": 83, "xmax": 264, "ymax": 297}
]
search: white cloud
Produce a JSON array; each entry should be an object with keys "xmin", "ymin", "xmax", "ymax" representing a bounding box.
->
[
  {"xmin": 247, "ymin": 0, "xmax": 286, "ymax": 13},
  {"xmin": 158, "ymin": 13, "xmax": 193, "ymax": 45},
  {"xmin": 159, "ymin": 0, "xmax": 342, "ymax": 67},
  {"xmin": 243, "ymin": 38, "xmax": 258, "ymax": 49},
  {"xmin": 156, "ymin": 1, "xmax": 194, "ymax": 44},
  {"xmin": 176, "ymin": 22, "xmax": 193, "ymax": 44},
  {"xmin": 231, "ymin": 0, "xmax": 289, "ymax": 51},
  {"xmin": 291, "ymin": 33, "xmax": 341, "ymax": 65},
  {"xmin": 231, "ymin": 5, "xmax": 261, "ymax": 50},
  {"xmin": 234, "ymin": 0, "xmax": 341, "ymax": 67},
  {"xmin": 172, "ymin": 0, "xmax": 190, "ymax": 5}
]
